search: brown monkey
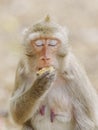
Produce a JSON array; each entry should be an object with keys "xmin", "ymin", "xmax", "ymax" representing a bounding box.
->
[{"xmin": 10, "ymin": 16, "xmax": 98, "ymax": 130}]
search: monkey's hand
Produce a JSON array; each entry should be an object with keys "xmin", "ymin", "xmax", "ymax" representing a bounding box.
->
[
  {"xmin": 10, "ymin": 67, "xmax": 55, "ymax": 125},
  {"xmin": 32, "ymin": 67, "xmax": 56, "ymax": 98}
]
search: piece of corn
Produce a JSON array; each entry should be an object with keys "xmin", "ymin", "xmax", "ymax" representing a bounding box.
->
[{"xmin": 37, "ymin": 66, "xmax": 54, "ymax": 76}]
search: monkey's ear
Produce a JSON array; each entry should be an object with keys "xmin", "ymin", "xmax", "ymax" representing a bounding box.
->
[
  {"xmin": 63, "ymin": 26, "xmax": 69, "ymax": 38},
  {"xmin": 21, "ymin": 27, "xmax": 30, "ymax": 45},
  {"xmin": 60, "ymin": 26, "xmax": 69, "ymax": 44},
  {"xmin": 22, "ymin": 28, "xmax": 29, "ymax": 36}
]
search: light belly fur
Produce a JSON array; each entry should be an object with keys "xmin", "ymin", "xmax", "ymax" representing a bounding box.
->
[
  {"xmin": 31, "ymin": 77, "xmax": 74, "ymax": 130},
  {"xmin": 32, "ymin": 115, "xmax": 74, "ymax": 130}
]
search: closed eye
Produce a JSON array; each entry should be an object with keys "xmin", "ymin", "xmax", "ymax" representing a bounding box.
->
[
  {"xmin": 35, "ymin": 40, "xmax": 44, "ymax": 46},
  {"xmin": 47, "ymin": 39, "xmax": 58, "ymax": 46}
]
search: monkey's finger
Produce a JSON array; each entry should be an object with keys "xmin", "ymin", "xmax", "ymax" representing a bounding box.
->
[
  {"xmin": 37, "ymin": 70, "xmax": 50, "ymax": 80},
  {"xmin": 37, "ymin": 67, "xmax": 55, "ymax": 79},
  {"xmin": 36, "ymin": 71, "xmax": 55, "ymax": 87},
  {"xmin": 37, "ymin": 66, "xmax": 55, "ymax": 76}
]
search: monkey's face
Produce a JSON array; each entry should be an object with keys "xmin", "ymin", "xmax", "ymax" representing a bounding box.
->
[
  {"xmin": 30, "ymin": 37, "xmax": 61, "ymax": 71},
  {"xmin": 23, "ymin": 16, "xmax": 69, "ymax": 72}
]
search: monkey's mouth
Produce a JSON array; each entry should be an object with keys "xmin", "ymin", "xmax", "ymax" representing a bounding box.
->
[
  {"xmin": 38, "ymin": 67, "xmax": 43, "ymax": 71},
  {"xmin": 37, "ymin": 66, "xmax": 54, "ymax": 71}
]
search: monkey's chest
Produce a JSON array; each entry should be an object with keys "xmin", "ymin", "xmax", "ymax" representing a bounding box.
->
[{"xmin": 32, "ymin": 79, "xmax": 73, "ymax": 130}]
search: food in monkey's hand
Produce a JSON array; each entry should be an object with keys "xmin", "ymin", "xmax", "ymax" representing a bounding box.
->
[{"xmin": 37, "ymin": 66, "xmax": 54, "ymax": 76}]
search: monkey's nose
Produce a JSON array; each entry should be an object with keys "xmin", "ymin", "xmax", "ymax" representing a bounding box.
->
[{"xmin": 40, "ymin": 57, "xmax": 50, "ymax": 62}]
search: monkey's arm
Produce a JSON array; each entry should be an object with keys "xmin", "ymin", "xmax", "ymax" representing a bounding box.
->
[
  {"xmin": 10, "ymin": 61, "xmax": 55, "ymax": 125},
  {"xmin": 63, "ymin": 53, "xmax": 98, "ymax": 130}
]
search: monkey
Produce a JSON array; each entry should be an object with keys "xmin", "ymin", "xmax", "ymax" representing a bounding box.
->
[{"xmin": 10, "ymin": 15, "xmax": 98, "ymax": 130}]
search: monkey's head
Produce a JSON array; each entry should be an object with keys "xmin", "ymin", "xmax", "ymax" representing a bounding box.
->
[{"xmin": 22, "ymin": 16, "xmax": 69, "ymax": 72}]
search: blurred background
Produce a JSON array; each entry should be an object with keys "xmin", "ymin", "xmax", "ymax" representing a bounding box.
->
[{"xmin": 0, "ymin": 0, "xmax": 98, "ymax": 129}]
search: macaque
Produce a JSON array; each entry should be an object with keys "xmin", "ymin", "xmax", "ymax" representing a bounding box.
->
[{"xmin": 10, "ymin": 15, "xmax": 98, "ymax": 130}]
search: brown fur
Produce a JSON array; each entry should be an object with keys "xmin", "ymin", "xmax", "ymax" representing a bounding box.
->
[{"xmin": 10, "ymin": 16, "xmax": 98, "ymax": 130}]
